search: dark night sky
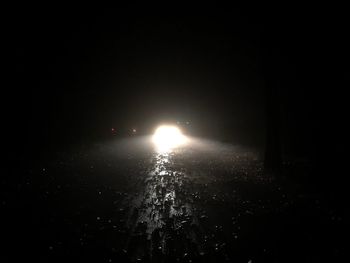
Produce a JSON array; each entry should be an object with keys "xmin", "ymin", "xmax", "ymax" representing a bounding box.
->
[{"xmin": 11, "ymin": 4, "xmax": 347, "ymax": 164}]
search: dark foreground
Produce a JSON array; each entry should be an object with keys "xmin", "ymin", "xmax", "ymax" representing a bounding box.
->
[{"xmin": 2, "ymin": 137, "xmax": 345, "ymax": 262}]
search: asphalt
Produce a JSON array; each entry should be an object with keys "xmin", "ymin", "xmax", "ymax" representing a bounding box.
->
[{"xmin": 2, "ymin": 137, "xmax": 345, "ymax": 262}]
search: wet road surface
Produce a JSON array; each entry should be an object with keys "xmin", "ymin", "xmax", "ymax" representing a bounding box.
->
[{"xmin": 2, "ymin": 137, "xmax": 345, "ymax": 262}]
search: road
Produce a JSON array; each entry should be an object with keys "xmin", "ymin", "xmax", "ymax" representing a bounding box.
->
[{"xmin": 3, "ymin": 136, "xmax": 344, "ymax": 262}]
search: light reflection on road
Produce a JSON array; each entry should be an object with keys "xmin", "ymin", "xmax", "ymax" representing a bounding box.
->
[{"xmin": 125, "ymin": 145, "xmax": 201, "ymax": 259}]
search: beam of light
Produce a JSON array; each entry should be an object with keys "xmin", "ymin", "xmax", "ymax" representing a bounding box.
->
[{"xmin": 152, "ymin": 125, "xmax": 187, "ymax": 153}]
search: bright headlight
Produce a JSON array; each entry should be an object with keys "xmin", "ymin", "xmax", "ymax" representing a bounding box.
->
[{"xmin": 152, "ymin": 125, "xmax": 187, "ymax": 152}]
